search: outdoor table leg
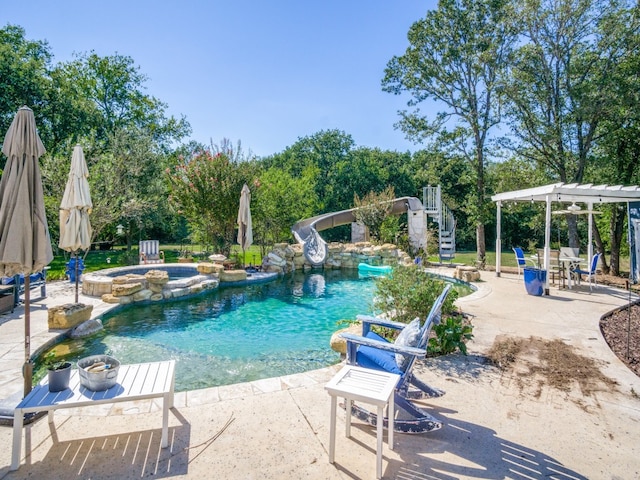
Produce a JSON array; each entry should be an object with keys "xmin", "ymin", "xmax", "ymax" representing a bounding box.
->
[
  {"xmin": 329, "ymin": 395, "xmax": 337, "ymax": 463},
  {"xmin": 11, "ymin": 408, "xmax": 24, "ymax": 471},
  {"xmin": 376, "ymin": 404, "xmax": 384, "ymax": 479},
  {"xmin": 345, "ymin": 397, "xmax": 352, "ymax": 437},
  {"xmin": 162, "ymin": 393, "xmax": 169, "ymax": 448},
  {"xmin": 388, "ymin": 393, "xmax": 394, "ymax": 450}
]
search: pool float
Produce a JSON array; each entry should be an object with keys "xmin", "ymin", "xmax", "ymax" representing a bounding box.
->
[{"xmin": 357, "ymin": 263, "xmax": 392, "ymax": 275}]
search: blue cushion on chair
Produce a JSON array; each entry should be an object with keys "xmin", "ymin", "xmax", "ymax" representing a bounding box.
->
[
  {"xmin": 355, "ymin": 331, "xmax": 403, "ymax": 375},
  {"xmin": 1, "ymin": 272, "xmax": 44, "ymax": 285}
]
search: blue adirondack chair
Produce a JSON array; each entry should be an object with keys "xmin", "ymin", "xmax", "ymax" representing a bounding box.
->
[{"xmin": 340, "ymin": 283, "xmax": 452, "ymax": 433}]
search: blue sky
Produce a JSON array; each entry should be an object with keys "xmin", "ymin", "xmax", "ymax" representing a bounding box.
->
[
  {"xmin": 0, "ymin": 0, "xmax": 436, "ymax": 156},
  {"xmin": 3, "ymin": 1, "xmax": 438, "ymax": 157}
]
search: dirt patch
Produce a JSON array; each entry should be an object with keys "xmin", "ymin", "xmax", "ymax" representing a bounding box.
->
[{"xmin": 486, "ymin": 336, "xmax": 617, "ymax": 402}]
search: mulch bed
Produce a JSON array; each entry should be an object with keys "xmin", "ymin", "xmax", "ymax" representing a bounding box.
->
[{"xmin": 600, "ymin": 301, "xmax": 640, "ymax": 378}]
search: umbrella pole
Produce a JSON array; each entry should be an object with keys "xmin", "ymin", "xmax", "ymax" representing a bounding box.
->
[
  {"xmin": 23, "ymin": 276, "xmax": 32, "ymax": 397},
  {"xmin": 74, "ymin": 252, "xmax": 79, "ymax": 303}
]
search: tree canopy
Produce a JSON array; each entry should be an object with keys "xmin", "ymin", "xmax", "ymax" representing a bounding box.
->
[
  {"xmin": 383, "ymin": 0, "xmax": 518, "ymax": 264},
  {"xmin": 3, "ymin": 13, "xmax": 640, "ymax": 271}
]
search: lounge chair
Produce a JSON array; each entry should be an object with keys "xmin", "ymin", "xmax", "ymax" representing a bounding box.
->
[
  {"xmin": 139, "ymin": 240, "xmax": 165, "ymax": 264},
  {"xmin": 340, "ymin": 284, "xmax": 452, "ymax": 433},
  {"xmin": 1, "ymin": 270, "xmax": 47, "ymax": 306}
]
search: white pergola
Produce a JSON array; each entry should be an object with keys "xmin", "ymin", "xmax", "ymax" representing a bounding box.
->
[{"xmin": 491, "ymin": 182, "xmax": 640, "ymax": 294}]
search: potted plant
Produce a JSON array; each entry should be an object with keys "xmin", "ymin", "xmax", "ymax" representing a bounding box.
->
[
  {"xmin": 43, "ymin": 351, "xmax": 72, "ymax": 392},
  {"xmin": 177, "ymin": 248, "xmax": 194, "ymax": 263}
]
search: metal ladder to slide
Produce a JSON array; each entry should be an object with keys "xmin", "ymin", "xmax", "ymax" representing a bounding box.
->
[{"xmin": 423, "ymin": 185, "xmax": 456, "ymax": 263}]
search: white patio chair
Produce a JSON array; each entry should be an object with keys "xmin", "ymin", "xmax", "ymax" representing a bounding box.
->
[{"xmin": 139, "ymin": 240, "xmax": 165, "ymax": 264}]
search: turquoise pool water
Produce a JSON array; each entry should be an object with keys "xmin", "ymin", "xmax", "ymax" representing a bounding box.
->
[{"xmin": 44, "ymin": 270, "xmax": 379, "ymax": 392}]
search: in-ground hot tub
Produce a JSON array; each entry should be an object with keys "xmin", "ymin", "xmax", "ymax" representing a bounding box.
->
[
  {"xmin": 82, "ymin": 263, "xmax": 278, "ymax": 306},
  {"xmin": 82, "ymin": 263, "xmax": 202, "ymax": 298}
]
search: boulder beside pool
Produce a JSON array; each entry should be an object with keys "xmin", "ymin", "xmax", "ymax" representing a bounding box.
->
[
  {"xmin": 330, "ymin": 322, "xmax": 362, "ymax": 355},
  {"xmin": 197, "ymin": 262, "xmax": 224, "ymax": 275},
  {"xmin": 70, "ymin": 318, "xmax": 103, "ymax": 338},
  {"xmin": 219, "ymin": 269, "xmax": 247, "ymax": 282},
  {"xmin": 453, "ymin": 265, "xmax": 480, "ymax": 282},
  {"xmin": 48, "ymin": 303, "xmax": 94, "ymax": 330}
]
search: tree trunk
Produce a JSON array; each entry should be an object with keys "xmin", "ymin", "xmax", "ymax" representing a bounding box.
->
[
  {"xmin": 475, "ymin": 143, "xmax": 486, "ymax": 267},
  {"xmin": 476, "ymin": 223, "xmax": 486, "ymax": 267},
  {"xmin": 567, "ymin": 215, "xmax": 580, "ymax": 250}
]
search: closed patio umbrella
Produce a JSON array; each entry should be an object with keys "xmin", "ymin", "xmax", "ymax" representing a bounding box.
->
[
  {"xmin": 59, "ymin": 144, "xmax": 92, "ymax": 302},
  {"xmin": 237, "ymin": 183, "xmax": 253, "ymax": 266},
  {"xmin": 0, "ymin": 106, "xmax": 54, "ymax": 396}
]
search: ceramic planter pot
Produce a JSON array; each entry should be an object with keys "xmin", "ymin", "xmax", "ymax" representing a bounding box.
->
[{"xmin": 48, "ymin": 362, "xmax": 72, "ymax": 392}]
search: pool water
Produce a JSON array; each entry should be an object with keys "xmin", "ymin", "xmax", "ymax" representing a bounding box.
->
[{"xmin": 42, "ymin": 270, "xmax": 379, "ymax": 392}]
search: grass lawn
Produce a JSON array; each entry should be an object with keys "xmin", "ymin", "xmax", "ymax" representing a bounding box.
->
[
  {"xmin": 428, "ymin": 250, "xmax": 520, "ymax": 268},
  {"xmin": 433, "ymin": 249, "xmax": 631, "ymax": 274},
  {"xmin": 46, "ymin": 244, "xmax": 627, "ymax": 281}
]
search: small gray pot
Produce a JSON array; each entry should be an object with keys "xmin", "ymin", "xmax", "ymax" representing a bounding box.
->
[{"xmin": 48, "ymin": 362, "xmax": 72, "ymax": 392}]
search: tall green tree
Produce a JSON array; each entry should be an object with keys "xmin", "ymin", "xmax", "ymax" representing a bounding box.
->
[
  {"xmin": 91, "ymin": 128, "xmax": 170, "ymax": 249},
  {"xmin": 54, "ymin": 51, "xmax": 190, "ymax": 153},
  {"xmin": 589, "ymin": 17, "xmax": 640, "ymax": 275},
  {"xmin": 502, "ymin": 0, "xmax": 638, "ymax": 248},
  {"xmin": 383, "ymin": 0, "xmax": 517, "ymax": 265},
  {"xmin": 334, "ymin": 148, "xmax": 416, "ymax": 209},
  {"xmin": 252, "ymin": 165, "xmax": 319, "ymax": 250},
  {"xmin": 265, "ymin": 130, "xmax": 355, "ymax": 215},
  {"xmin": 167, "ymin": 146, "xmax": 258, "ymax": 255},
  {"xmin": 0, "ymin": 25, "xmax": 51, "ymax": 148}
]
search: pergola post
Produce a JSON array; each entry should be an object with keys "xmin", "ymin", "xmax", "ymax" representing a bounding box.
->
[
  {"xmin": 588, "ymin": 201, "xmax": 593, "ymax": 263},
  {"xmin": 544, "ymin": 195, "xmax": 551, "ymax": 295},
  {"xmin": 496, "ymin": 201, "xmax": 502, "ymax": 277}
]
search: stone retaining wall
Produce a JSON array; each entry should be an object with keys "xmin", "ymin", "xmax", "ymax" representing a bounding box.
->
[
  {"xmin": 260, "ymin": 241, "xmax": 414, "ymax": 275},
  {"xmin": 82, "ymin": 242, "xmax": 415, "ymax": 301}
]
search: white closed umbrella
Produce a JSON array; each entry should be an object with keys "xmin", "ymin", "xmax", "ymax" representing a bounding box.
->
[
  {"xmin": 237, "ymin": 184, "xmax": 253, "ymax": 265},
  {"xmin": 59, "ymin": 144, "xmax": 92, "ymax": 302}
]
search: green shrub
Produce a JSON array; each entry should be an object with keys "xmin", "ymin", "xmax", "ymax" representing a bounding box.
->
[
  {"xmin": 372, "ymin": 264, "xmax": 458, "ymax": 324},
  {"xmin": 372, "ymin": 264, "xmax": 474, "ymax": 355},
  {"xmin": 427, "ymin": 315, "xmax": 474, "ymax": 356}
]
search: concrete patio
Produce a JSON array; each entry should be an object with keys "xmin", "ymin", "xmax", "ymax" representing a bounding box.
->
[{"xmin": 0, "ymin": 269, "xmax": 639, "ymax": 479}]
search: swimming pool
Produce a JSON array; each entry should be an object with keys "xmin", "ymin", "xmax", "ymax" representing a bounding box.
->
[{"xmin": 41, "ymin": 270, "xmax": 379, "ymax": 391}]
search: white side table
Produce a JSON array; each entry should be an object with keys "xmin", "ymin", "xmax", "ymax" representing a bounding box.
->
[
  {"xmin": 325, "ymin": 365, "xmax": 400, "ymax": 479},
  {"xmin": 11, "ymin": 360, "xmax": 175, "ymax": 471}
]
